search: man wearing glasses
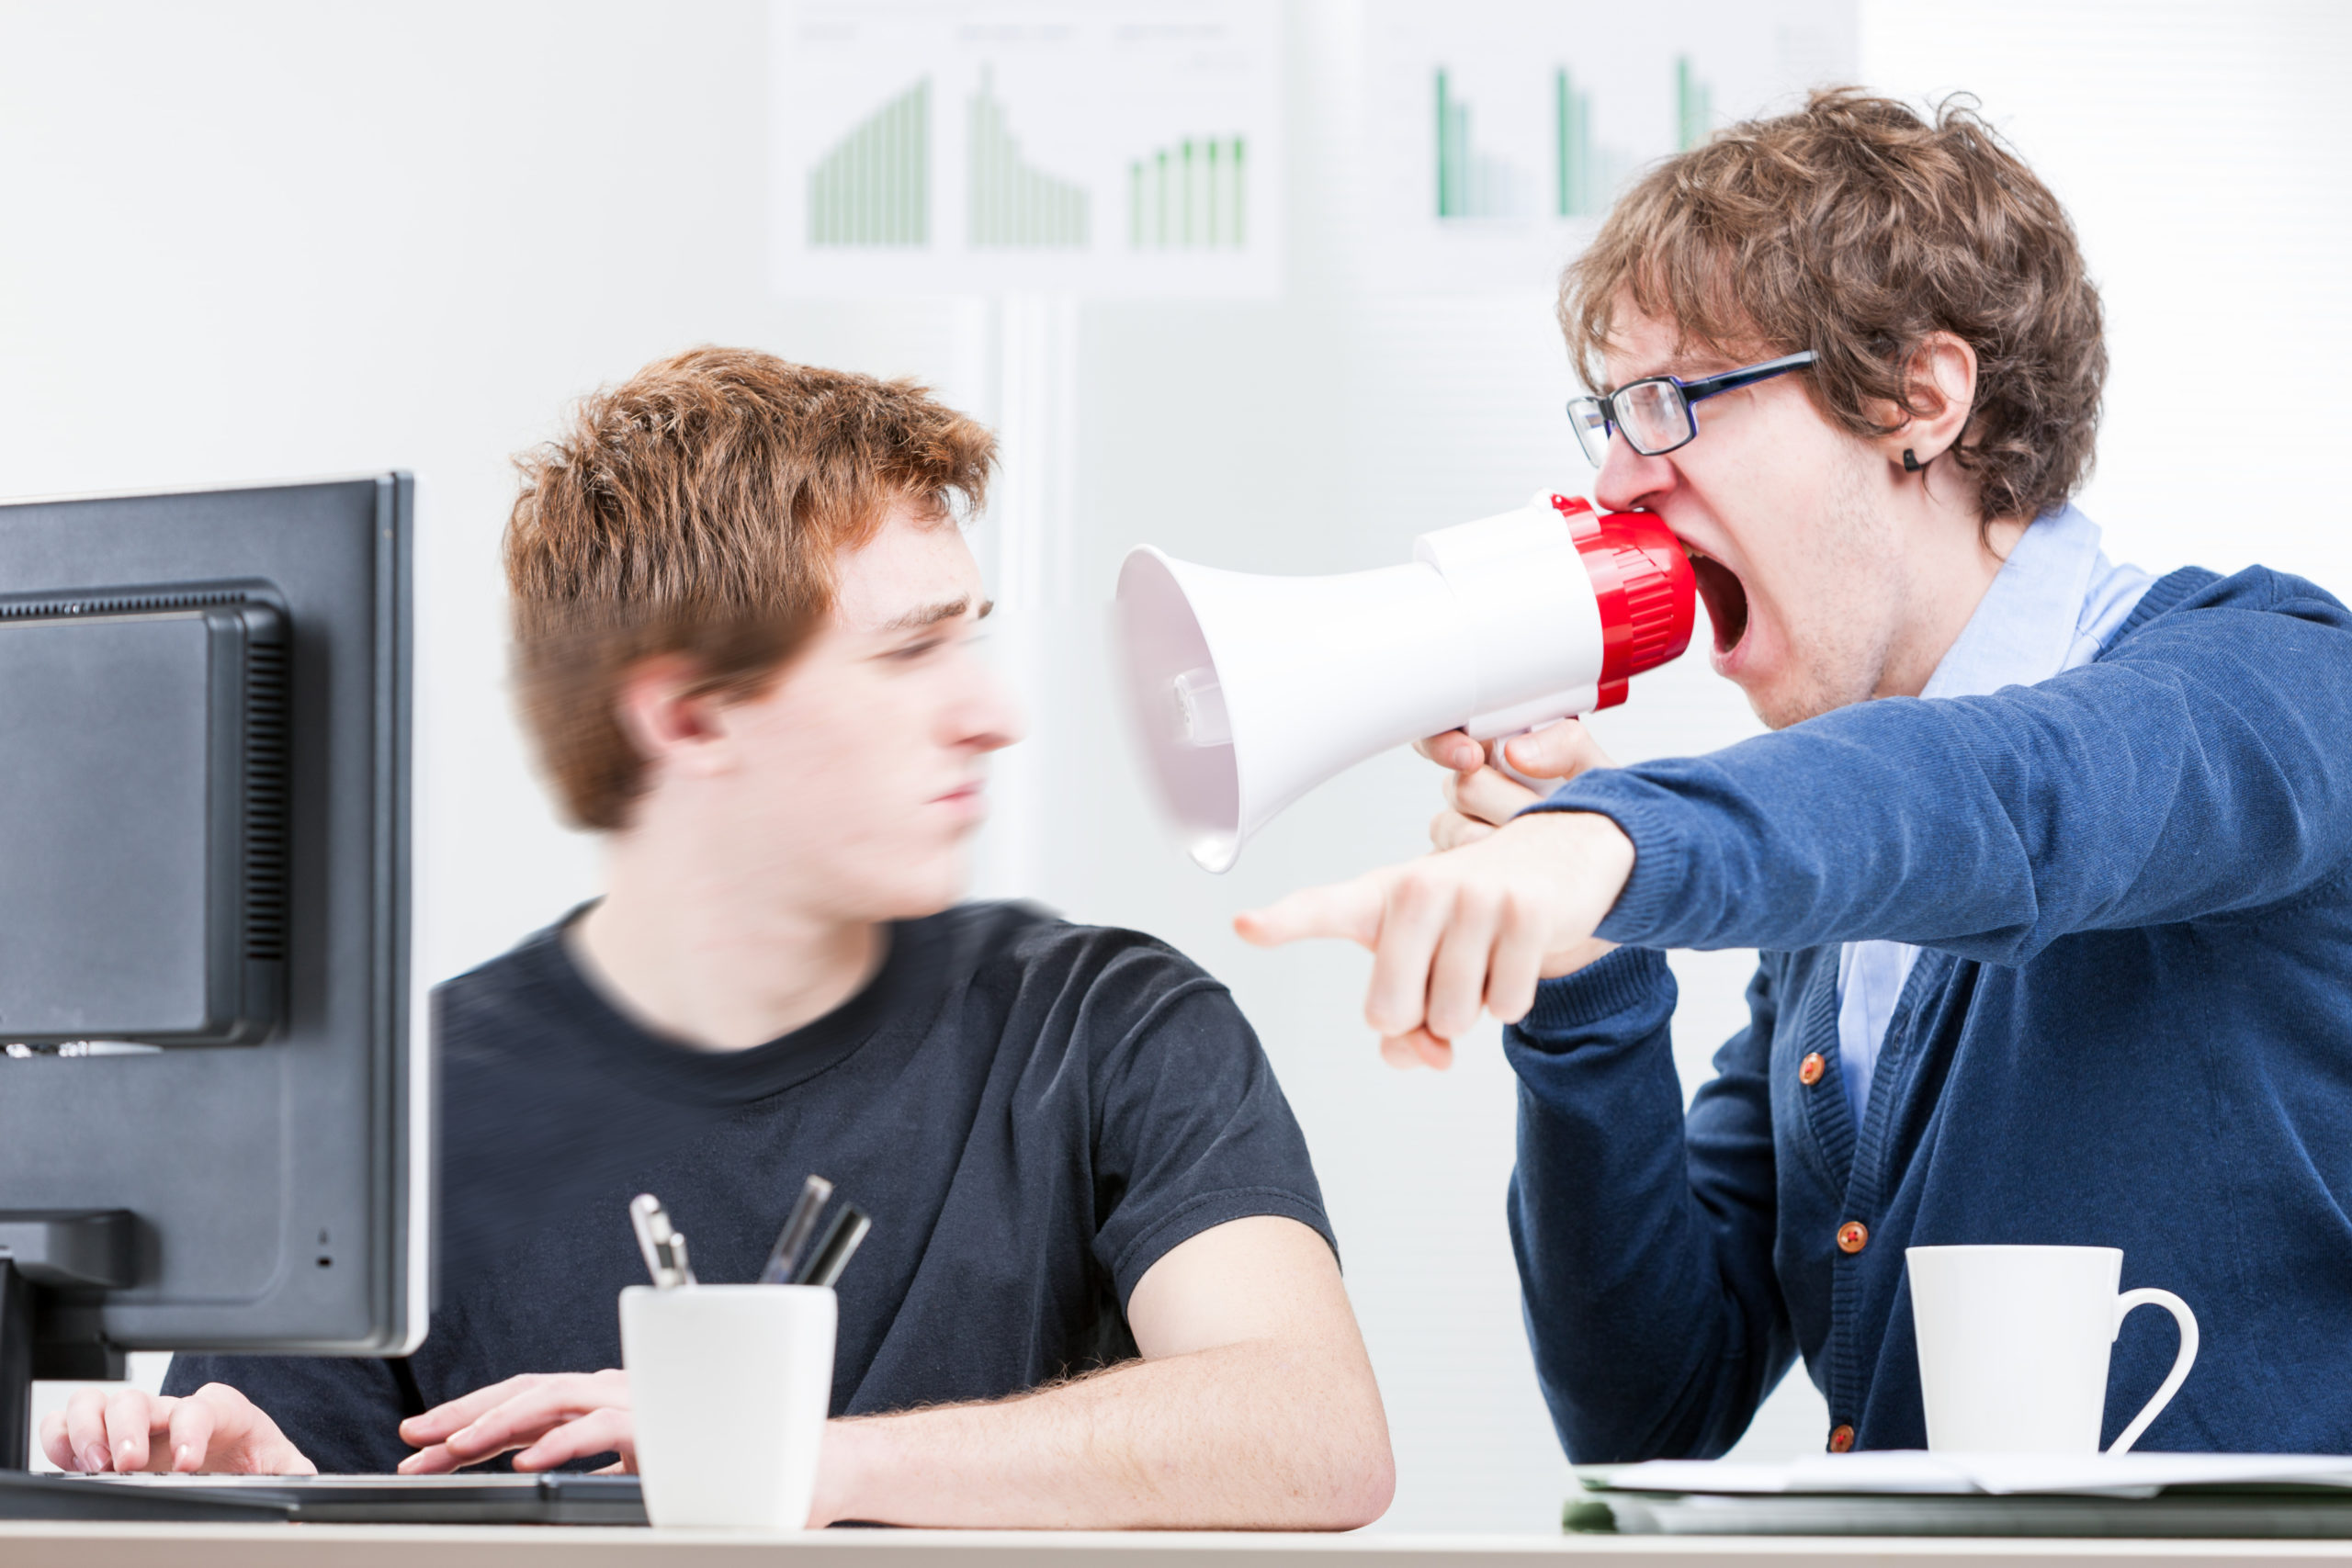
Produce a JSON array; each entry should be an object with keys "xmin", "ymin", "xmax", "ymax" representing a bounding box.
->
[{"xmin": 1242, "ymin": 89, "xmax": 2352, "ymax": 1457}]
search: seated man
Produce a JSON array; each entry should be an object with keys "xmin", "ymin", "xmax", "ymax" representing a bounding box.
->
[{"xmin": 46, "ymin": 348, "xmax": 1395, "ymax": 1529}]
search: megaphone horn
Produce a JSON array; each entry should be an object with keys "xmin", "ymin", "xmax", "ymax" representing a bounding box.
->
[{"xmin": 1114, "ymin": 493, "xmax": 1694, "ymax": 873}]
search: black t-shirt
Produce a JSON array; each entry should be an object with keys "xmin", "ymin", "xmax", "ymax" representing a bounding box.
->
[{"xmin": 165, "ymin": 901, "xmax": 1332, "ymax": 1473}]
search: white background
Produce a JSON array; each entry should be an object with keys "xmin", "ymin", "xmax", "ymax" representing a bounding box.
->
[{"xmin": 6, "ymin": 0, "xmax": 2349, "ymax": 1532}]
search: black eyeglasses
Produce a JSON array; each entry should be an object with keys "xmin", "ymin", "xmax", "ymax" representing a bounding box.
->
[{"xmin": 1566, "ymin": 350, "xmax": 1816, "ymax": 467}]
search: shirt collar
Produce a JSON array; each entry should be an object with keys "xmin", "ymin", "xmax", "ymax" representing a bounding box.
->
[{"xmin": 1919, "ymin": 503, "xmax": 2108, "ymax": 701}]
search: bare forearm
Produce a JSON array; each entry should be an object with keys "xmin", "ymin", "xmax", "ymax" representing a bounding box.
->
[{"xmin": 816, "ymin": 1337, "xmax": 1392, "ymax": 1530}]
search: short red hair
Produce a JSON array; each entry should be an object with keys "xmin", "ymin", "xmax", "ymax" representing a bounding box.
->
[{"xmin": 504, "ymin": 347, "xmax": 996, "ymax": 829}]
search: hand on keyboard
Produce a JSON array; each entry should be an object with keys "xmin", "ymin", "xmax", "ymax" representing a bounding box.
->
[
  {"xmin": 397, "ymin": 1369, "xmax": 634, "ymax": 1475},
  {"xmin": 39, "ymin": 1382, "xmax": 318, "ymax": 1475}
]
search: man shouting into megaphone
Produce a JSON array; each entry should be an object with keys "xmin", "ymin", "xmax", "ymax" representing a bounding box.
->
[{"xmin": 1240, "ymin": 89, "xmax": 2352, "ymax": 1461}]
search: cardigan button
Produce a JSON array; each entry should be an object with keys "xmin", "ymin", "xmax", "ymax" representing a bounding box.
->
[
  {"xmin": 1828, "ymin": 1424, "xmax": 1856, "ymax": 1453},
  {"xmin": 1799, "ymin": 1052, "xmax": 1826, "ymax": 1087},
  {"xmin": 1837, "ymin": 1221, "xmax": 1869, "ymax": 1254}
]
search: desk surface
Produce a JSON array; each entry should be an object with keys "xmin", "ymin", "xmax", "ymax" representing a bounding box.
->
[{"xmin": 7, "ymin": 1525, "xmax": 2352, "ymax": 1567}]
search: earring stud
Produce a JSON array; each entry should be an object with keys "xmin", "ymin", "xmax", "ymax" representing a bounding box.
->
[{"xmin": 1903, "ymin": 448, "xmax": 1925, "ymax": 473}]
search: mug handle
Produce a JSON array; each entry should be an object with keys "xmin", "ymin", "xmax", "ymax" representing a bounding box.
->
[{"xmin": 2107, "ymin": 1288, "xmax": 2199, "ymax": 1454}]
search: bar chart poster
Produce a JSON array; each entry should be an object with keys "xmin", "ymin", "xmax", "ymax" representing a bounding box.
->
[
  {"xmin": 1363, "ymin": 0, "xmax": 1855, "ymax": 294},
  {"xmin": 770, "ymin": 1, "xmax": 1280, "ymax": 298}
]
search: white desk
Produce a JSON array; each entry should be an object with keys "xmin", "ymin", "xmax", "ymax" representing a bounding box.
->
[{"xmin": 7, "ymin": 1526, "xmax": 2352, "ymax": 1567}]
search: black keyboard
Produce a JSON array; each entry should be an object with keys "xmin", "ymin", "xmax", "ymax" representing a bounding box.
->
[{"xmin": 0, "ymin": 1471, "xmax": 645, "ymax": 1525}]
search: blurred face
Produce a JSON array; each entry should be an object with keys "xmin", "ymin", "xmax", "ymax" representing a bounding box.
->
[
  {"xmin": 703, "ymin": 506, "xmax": 1023, "ymax": 920},
  {"xmin": 1592, "ymin": 305, "xmax": 1911, "ymax": 728}
]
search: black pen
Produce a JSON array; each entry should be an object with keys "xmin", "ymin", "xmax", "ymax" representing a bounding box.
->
[
  {"xmin": 794, "ymin": 1205, "xmax": 871, "ymax": 1290},
  {"xmin": 759, "ymin": 1174, "xmax": 835, "ymax": 1285}
]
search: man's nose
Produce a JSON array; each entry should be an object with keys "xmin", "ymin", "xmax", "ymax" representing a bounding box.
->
[
  {"xmin": 958, "ymin": 660, "xmax": 1027, "ymax": 754},
  {"xmin": 1594, "ymin": 434, "xmax": 1677, "ymax": 513}
]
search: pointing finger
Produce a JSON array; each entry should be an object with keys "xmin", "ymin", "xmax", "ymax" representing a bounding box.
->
[{"xmin": 1235, "ymin": 875, "xmax": 1387, "ymax": 950}]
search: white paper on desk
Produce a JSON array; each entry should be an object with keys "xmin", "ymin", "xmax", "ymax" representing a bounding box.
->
[
  {"xmin": 1591, "ymin": 1454, "xmax": 1976, "ymax": 1495},
  {"xmin": 1593, "ymin": 1452, "xmax": 2352, "ymax": 1499}
]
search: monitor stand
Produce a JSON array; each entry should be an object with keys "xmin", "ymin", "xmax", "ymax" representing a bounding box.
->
[{"xmin": 0, "ymin": 1212, "xmax": 135, "ymax": 1472}]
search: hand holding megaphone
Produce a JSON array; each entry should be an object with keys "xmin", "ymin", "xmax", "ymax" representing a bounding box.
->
[
  {"xmin": 1114, "ymin": 492, "xmax": 1692, "ymax": 871},
  {"xmin": 1424, "ymin": 716, "xmax": 1621, "ymax": 852}
]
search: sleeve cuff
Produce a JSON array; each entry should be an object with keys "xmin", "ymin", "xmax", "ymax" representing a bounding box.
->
[
  {"xmin": 1516, "ymin": 944, "xmax": 1674, "ymax": 1045},
  {"xmin": 1106, "ymin": 1187, "xmax": 1338, "ymax": 1307},
  {"xmin": 1522, "ymin": 779, "xmax": 1695, "ymax": 945}
]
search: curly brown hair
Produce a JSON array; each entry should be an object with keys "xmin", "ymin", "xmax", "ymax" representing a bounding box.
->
[
  {"xmin": 1561, "ymin": 89, "xmax": 2105, "ymax": 526},
  {"xmin": 505, "ymin": 347, "xmax": 996, "ymax": 830}
]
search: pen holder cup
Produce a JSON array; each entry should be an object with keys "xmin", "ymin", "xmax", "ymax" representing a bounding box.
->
[{"xmin": 620, "ymin": 1283, "xmax": 837, "ymax": 1529}]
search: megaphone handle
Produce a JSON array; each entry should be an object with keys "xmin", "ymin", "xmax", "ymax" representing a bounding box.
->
[{"xmin": 1485, "ymin": 719, "xmax": 1568, "ymax": 798}]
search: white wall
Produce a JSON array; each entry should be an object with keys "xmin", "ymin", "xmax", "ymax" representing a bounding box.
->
[{"xmin": 6, "ymin": 0, "xmax": 2347, "ymax": 1528}]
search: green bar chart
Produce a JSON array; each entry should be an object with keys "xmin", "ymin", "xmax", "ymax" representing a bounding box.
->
[
  {"xmin": 1555, "ymin": 68, "xmax": 1584, "ymax": 217},
  {"xmin": 807, "ymin": 77, "xmax": 930, "ymax": 247},
  {"xmin": 1555, "ymin": 68, "xmax": 1629, "ymax": 219},
  {"xmin": 1345, "ymin": 2, "xmax": 1857, "ymax": 292},
  {"xmin": 1128, "ymin": 135, "xmax": 1246, "ymax": 249},
  {"xmin": 1676, "ymin": 55, "xmax": 1714, "ymax": 152},
  {"xmin": 1434, "ymin": 68, "xmax": 1525, "ymax": 219},
  {"xmin": 772, "ymin": 2, "xmax": 1281, "ymax": 296},
  {"xmin": 968, "ymin": 69, "xmax": 1089, "ymax": 249}
]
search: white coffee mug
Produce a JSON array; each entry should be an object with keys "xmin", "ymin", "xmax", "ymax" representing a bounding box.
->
[
  {"xmin": 1905, "ymin": 1245, "xmax": 2197, "ymax": 1454},
  {"xmin": 619, "ymin": 1284, "xmax": 837, "ymax": 1529}
]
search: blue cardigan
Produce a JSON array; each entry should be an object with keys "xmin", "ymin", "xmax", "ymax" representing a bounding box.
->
[{"xmin": 1509, "ymin": 565, "xmax": 2352, "ymax": 1459}]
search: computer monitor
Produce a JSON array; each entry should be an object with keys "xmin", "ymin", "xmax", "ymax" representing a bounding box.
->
[{"xmin": 0, "ymin": 475, "xmax": 420, "ymax": 1472}]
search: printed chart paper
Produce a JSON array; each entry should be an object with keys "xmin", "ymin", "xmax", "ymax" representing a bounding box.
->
[
  {"xmin": 770, "ymin": 1, "xmax": 1281, "ymax": 298},
  {"xmin": 1359, "ymin": 0, "xmax": 1859, "ymax": 295}
]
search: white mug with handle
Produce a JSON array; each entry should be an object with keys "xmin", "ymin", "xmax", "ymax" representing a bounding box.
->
[{"xmin": 1907, "ymin": 1245, "xmax": 2198, "ymax": 1453}]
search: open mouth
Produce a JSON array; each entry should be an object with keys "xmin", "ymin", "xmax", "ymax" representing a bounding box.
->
[{"xmin": 1682, "ymin": 541, "xmax": 1750, "ymax": 655}]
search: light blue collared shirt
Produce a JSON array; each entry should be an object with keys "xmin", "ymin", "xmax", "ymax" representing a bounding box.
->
[{"xmin": 1835, "ymin": 505, "xmax": 2155, "ymax": 1125}]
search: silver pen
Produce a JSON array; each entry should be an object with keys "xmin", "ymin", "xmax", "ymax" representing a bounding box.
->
[{"xmin": 628, "ymin": 1193, "xmax": 697, "ymax": 1288}]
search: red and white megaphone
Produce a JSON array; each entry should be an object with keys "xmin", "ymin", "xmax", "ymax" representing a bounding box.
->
[{"xmin": 1114, "ymin": 493, "xmax": 1694, "ymax": 872}]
